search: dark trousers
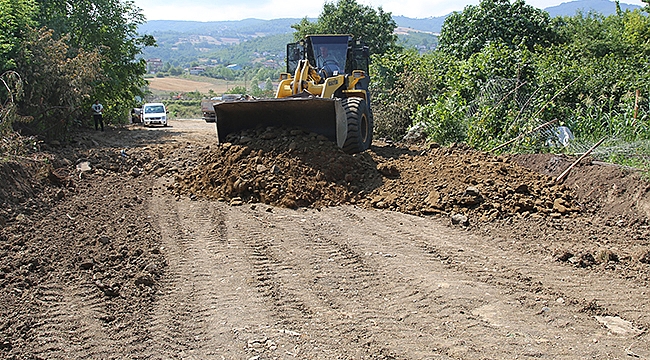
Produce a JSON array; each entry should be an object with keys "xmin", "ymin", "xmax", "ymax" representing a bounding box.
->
[{"xmin": 93, "ymin": 114, "xmax": 104, "ymax": 131}]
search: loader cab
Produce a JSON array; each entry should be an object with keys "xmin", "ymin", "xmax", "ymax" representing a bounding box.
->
[{"xmin": 286, "ymin": 35, "xmax": 370, "ymax": 80}]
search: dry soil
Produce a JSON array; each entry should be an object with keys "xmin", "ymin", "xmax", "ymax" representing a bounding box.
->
[{"xmin": 1, "ymin": 119, "xmax": 649, "ymax": 359}]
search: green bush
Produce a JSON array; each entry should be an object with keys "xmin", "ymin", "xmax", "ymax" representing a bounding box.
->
[
  {"xmin": 166, "ymin": 100, "xmax": 201, "ymax": 119},
  {"xmin": 414, "ymin": 93, "xmax": 467, "ymax": 145},
  {"xmin": 370, "ymin": 6, "xmax": 650, "ymax": 167}
]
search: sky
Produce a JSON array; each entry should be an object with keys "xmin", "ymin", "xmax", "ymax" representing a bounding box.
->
[{"xmin": 132, "ymin": 0, "xmax": 646, "ymax": 22}]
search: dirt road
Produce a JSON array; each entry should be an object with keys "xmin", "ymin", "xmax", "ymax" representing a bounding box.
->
[{"xmin": 1, "ymin": 120, "xmax": 649, "ymax": 359}]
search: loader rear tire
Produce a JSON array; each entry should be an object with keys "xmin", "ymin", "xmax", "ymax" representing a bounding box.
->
[{"xmin": 341, "ymin": 97, "xmax": 373, "ymax": 154}]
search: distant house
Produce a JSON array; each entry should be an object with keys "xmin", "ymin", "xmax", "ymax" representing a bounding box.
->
[
  {"xmin": 226, "ymin": 64, "xmax": 242, "ymax": 71},
  {"xmin": 261, "ymin": 60, "xmax": 279, "ymax": 69},
  {"xmin": 189, "ymin": 66, "xmax": 205, "ymax": 75},
  {"xmin": 147, "ymin": 58, "xmax": 163, "ymax": 73}
]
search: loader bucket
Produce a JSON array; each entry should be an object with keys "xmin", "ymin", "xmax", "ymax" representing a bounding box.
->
[{"xmin": 214, "ymin": 97, "xmax": 348, "ymax": 148}]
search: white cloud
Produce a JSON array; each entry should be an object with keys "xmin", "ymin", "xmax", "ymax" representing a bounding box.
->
[
  {"xmin": 135, "ymin": 0, "xmax": 325, "ymax": 21},
  {"xmin": 133, "ymin": 0, "xmax": 647, "ymax": 22}
]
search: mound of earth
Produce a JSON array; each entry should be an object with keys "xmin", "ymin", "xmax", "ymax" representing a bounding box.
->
[
  {"xmin": 173, "ymin": 126, "xmax": 580, "ymax": 222},
  {"xmin": 2, "ymin": 122, "xmax": 650, "ymax": 359},
  {"xmin": 513, "ymin": 153, "xmax": 650, "ymax": 221}
]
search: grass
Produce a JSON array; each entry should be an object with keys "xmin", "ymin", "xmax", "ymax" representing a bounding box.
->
[{"xmin": 146, "ymin": 75, "xmax": 247, "ymax": 97}]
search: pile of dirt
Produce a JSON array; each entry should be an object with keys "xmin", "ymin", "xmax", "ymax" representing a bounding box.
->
[
  {"xmin": 513, "ymin": 153, "xmax": 650, "ymax": 222},
  {"xmin": 173, "ymin": 127, "xmax": 375, "ymax": 208},
  {"xmin": 1, "ymin": 122, "xmax": 649, "ymax": 358},
  {"xmin": 172, "ymin": 127, "xmax": 580, "ymax": 222}
]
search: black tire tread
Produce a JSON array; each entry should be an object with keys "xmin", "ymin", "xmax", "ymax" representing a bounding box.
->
[{"xmin": 341, "ymin": 97, "xmax": 373, "ymax": 154}]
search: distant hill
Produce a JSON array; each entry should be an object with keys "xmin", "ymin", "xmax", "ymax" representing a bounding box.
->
[
  {"xmin": 138, "ymin": 1, "xmax": 644, "ymax": 38},
  {"xmin": 392, "ymin": 15, "xmax": 446, "ymax": 34},
  {"xmin": 138, "ymin": 0, "xmax": 645, "ymax": 69},
  {"xmin": 545, "ymin": 0, "xmax": 642, "ymax": 18},
  {"xmin": 138, "ymin": 18, "xmax": 304, "ymax": 37}
]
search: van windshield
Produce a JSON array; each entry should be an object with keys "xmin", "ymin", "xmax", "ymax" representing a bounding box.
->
[{"xmin": 145, "ymin": 105, "xmax": 164, "ymax": 113}]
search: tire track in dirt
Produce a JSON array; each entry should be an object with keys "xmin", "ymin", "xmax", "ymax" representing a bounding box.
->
[
  {"xmin": 224, "ymin": 205, "xmax": 452, "ymax": 359},
  {"xmin": 223, "ymin": 210, "xmax": 360, "ymax": 359},
  {"xmin": 30, "ymin": 282, "xmax": 118, "ymax": 359},
  {"xmin": 128, "ymin": 189, "xmax": 280, "ymax": 358},
  {"xmin": 326, "ymin": 206, "xmax": 650, "ymax": 358},
  {"xmin": 228, "ymin": 204, "xmax": 649, "ymax": 358}
]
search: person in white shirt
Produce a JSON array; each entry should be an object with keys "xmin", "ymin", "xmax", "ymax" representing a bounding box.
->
[{"xmin": 91, "ymin": 100, "xmax": 104, "ymax": 131}]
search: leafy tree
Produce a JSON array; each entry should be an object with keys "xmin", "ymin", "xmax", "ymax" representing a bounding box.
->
[
  {"xmin": 33, "ymin": 0, "xmax": 155, "ymax": 123},
  {"xmin": 370, "ymin": 49, "xmax": 461, "ymax": 140},
  {"xmin": 0, "ymin": 0, "xmax": 36, "ymax": 72},
  {"xmin": 438, "ymin": 0, "xmax": 558, "ymax": 59},
  {"xmin": 292, "ymin": 0, "xmax": 397, "ymax": 55},
  {"xmin": 15, "ymin": 27, "xmax": 102, "ymax": 139}
]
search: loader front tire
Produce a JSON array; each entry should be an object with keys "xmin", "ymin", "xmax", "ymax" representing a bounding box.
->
[{"xmin": 341, "ymin": 97, "xmax": 372, "ymax": 154}]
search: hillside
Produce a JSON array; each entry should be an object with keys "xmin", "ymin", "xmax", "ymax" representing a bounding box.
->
[
  {"xmin": 545, "ymin": 0, "xmax": 642, "ymax": 17},
  {"xmin": 138, "ymin": 0, "xmax": 643, "ymax": 68}
]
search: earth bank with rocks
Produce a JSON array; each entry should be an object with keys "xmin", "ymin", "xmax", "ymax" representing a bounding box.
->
[
  {"xmin": 1, "ymin": 121, "xmax": 649, "ymax": 358},
  {"xmin": 172, "ymin": 126, "xmax": 580, "ymax": 223}
]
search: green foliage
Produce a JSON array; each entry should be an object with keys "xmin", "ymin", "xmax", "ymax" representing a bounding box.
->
[
  {"xmin": 438, "ymin": 0, "xmax": 558, "ymax": 60},
  {"xmin": 249, "ymin": 78, "xmax": 275, "ymax": 98},
  {"xmin": 15, "ymin": 28, "xmax": 102, "ymax": 139},
  {"xmin": 0, "ymin": 0, "xmax": 36, "ymax": 72},
  {"xmin": 292, "ymin": 0, "xmax": 398, "ymax": 55},
  {"xmin": 206, "ymin": 33, "xmax": 292, "ymax": 68},
  {"xmin": 225, "ymin": 86, "xmax": 247, "ymax": 95},
  {"xmin": 370, "ymin": 49, "xmax": 462, "ymax": 140},
  {"xmin": 34, "ymin": 0, "xmax": 155, "ymax": 125},
  {"xmin": 166, "ymin": 100, "xmax": 201, "ymax": 119},
  {"xmin": 179, "ymin": 91, "xmax": 203, "ymax": 100},
  {"xmin": 372, "ymin": 3, "xmax": 650, "ymax": 168},
  {"xmin": 533, "ymin": 10, "xmax": 650, "ymax": 146},
  {"xmin": 414, "ymin": 93, "xmax": 467, "ymax": 145}
]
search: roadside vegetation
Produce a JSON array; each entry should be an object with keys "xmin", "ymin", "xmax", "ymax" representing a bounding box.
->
[
  {"xmin": 369, "ymin": 0, "xmax": 650, "ymax": 169},
  {"xmin": 3, "ymin": 0, "xmax": 650, "ymax": 170},
  {"xmin": 0, "ymin": 0, "xmax": 153, "ymax": 143}
]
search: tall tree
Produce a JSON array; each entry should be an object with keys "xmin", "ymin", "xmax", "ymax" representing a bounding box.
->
[
  {"xmin": 0, "ymin": 0, "xmax": 36, "ymax": 72},
  {"xmin": 33, "ymin": 0, "xmax": 155, "ymax": 121},
  {"xmin": 292, "ymin": 0, "xmax": 397, "ymax": 55},
  {"xmin": 16, "ymin": 28, "xmax": 102, "ymax": 139},
  {"xmin": 438, "ymin": 0, "xmax": 558, "ymax": 59}
]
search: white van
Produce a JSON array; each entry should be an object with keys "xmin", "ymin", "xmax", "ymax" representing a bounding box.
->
[{"xmin": 141, "ymin": 103, "xmax": 168, "ymax": 127}]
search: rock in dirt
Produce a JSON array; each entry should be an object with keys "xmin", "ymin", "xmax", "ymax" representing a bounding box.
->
[
  {"xmin": 135, "ymin": 274, "xmax": 155, "ymax": 287},
  {"xmin": 594, "ymin": 315, "xmax": 644, "ymax": 336},
  {"xmin": 451, "ymin": 213, "xmax": 469, "ymax": 226},
  {"xmin": 76, "ymin": 161, "xmax": 92, "ymax": 172}
]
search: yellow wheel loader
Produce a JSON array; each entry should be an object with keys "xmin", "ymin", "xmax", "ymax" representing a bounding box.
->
[{"xmin": 213, "ymin": 35, "xmax": 373, "ymax": 154}]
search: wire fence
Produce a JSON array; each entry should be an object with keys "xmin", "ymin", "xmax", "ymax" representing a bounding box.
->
[{"xmin": 467, "ymin": 77, "xmax": 650, "ymax": 170}]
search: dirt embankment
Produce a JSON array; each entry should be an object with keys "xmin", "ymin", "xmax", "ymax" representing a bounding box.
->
[
  {"xmin": 172, "ymin": 126, "xmax": 583, "ymax": 222},
  {"xmin": 1, "ymin": 121, "xmax": 650, "ymax": 359}
]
